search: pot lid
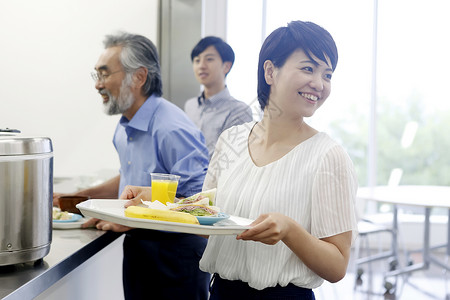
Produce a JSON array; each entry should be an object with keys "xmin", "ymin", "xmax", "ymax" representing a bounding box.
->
[{"xmin": 0, "ymin": 129, "xmax": 53, "ymax": 156}]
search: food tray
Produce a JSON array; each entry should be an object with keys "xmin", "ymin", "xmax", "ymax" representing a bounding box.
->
[{"xmin": 77, "ymin": 199, "xmax": 252, "ymax": 235}]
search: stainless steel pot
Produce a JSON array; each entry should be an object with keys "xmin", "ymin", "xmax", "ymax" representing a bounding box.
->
[{"xmin": 0, "ymin": 131, "xmax": 53, "ymax": 265}]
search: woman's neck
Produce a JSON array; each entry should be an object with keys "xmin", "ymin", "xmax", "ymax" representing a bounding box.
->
[
  {"xmin": 255, "ymin": 111, "xmax": 307, "ymax": 147},
  {"xmin": 249, "ymin": 113, "xmax": 317, "ymax": 167}
]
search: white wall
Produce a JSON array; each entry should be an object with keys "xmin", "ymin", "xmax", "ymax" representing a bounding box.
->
[
  {"xmin": 202, "ymin": 0, "xmax": 227, "ymax": 38},
  {"xmin": 0, "ymin": 0, "xmax": 158, "ymax": 179}
]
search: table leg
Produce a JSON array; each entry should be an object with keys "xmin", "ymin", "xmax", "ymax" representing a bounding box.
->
[
  {"xmin": 447, "ymin": 209, "xmax": 450, "ymax": 257},
  {"xmin": 392, "ymin": 204, "xmax": 398, "ymax": 262},
  {"xmin": 384, "ymin": 206, "xmax": 430, "ymax": 278},
  {"xmin": 428, "ymin": 208, "xmax": 450, "ymax": 271},
  {"xmin": 423, "ymin": 207, "xmax": 431, "ymax": 268}
]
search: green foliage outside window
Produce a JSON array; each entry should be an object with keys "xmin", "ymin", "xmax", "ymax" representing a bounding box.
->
[{"xmin": 328, "ymin": 95, "xmax": 450, "ymax": 188}]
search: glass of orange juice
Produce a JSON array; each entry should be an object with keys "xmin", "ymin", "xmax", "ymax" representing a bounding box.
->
[{"xmin": 150, "ymin": 173, "xmax": 180, "ymax": 204}]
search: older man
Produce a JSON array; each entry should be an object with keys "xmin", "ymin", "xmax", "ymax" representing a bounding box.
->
[{"xmin": 61, "ymin": 32, "xmax": 210, "ymax": 300}]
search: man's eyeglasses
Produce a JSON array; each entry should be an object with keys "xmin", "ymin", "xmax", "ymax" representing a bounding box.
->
[{"xmin": 91, "ymin": 70, "xmax": 123, "ymax": 82}]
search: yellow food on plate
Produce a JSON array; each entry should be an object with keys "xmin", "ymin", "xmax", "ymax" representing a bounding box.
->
[{"xmin": 124, "ymin": 206, "xmax": 199, "ymax": 225}]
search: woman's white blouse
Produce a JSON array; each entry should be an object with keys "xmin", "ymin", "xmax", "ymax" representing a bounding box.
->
[{"xmin": 200, "ymin": 122, "xmax": 358, "ymax": 290}]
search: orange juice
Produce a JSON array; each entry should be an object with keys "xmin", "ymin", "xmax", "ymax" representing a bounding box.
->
[{"xmin": 151, "ymin": 180, "xmax": 178, "ymax": 204}]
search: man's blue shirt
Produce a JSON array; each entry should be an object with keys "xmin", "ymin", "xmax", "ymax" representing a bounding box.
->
[{"xmin": 113, "ymin": 94, "xmax": 209, "ymax": 197}]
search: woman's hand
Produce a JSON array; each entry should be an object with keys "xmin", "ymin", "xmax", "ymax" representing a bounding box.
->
[
  {"xmin": 82, "ymin": 217, "xmax": 131, "ymax": 232},
  {"xmin": 78, "ymin": 184, "xmax": 151, "ymax": 233},
  {"xmin": 237, "ymin": 212, "xmax": 352, "ymax": 282},
  {"xmin": 53, "ymin": 192, "xmax": 68, "ymax": 206},
  {"xmin": 119, "ymin": 185, "xmax": 152, "ymax": 208},
  {"xmin": 236, "ymin": 213, "xmax": 294, "ymax": 245}
]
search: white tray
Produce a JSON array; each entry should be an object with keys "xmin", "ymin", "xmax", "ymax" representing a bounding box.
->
[{"xmin": 76, "ymin": 199, "xmax": 253, "ymax": 235}]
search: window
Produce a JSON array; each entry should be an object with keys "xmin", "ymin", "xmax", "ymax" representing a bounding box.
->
[{"xmin": 376, "ymin": 0, "xmax": 450, "ymax": 189}]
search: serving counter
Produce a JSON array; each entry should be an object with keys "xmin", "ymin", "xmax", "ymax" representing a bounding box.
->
[{"xmin": 0, "ymin": 228, "xmax": 124, "ymax": 300}]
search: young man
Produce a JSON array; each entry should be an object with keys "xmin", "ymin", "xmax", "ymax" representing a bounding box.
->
[
  {"xmin": 184, "ymin": 36, "xmax": 253, "ymax": 158},
  {"xmin": 57, "ymin": 32, "xmax": 210, "ymax": 299}
]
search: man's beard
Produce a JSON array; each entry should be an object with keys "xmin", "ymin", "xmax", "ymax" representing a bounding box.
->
[{"xmin": 101, "ymin": 75, "xmax": 135, "ymax": 115}]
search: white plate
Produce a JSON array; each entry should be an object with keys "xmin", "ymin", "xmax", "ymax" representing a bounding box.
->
[
  {"xmin": 76, "ymin": 199, "xmax": 252, "ymax": 235},
  {"xmin": 53, "ymin": 217, "xmax": 88, "ymax": 229},
  {"xmin": 53, "ymin": 213, "xmax": 83, "ymax": 223}
]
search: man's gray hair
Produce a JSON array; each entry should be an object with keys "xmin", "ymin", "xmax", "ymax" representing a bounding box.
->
[{"xmin": 104, "ymin": 32, "xmax": 162, "ymax": 97}]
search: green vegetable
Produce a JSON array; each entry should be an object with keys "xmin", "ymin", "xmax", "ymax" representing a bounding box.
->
[
  {"xmin": 180, "ymin": 208, "xmax": 212, "ymax": 216},
  {"xmin": 182, "ymin": 188, "xmax": 216, "ymax": 205}
]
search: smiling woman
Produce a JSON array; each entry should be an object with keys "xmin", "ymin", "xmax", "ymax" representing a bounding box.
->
[{"xmin": 196, "ymin": 20, "xmax": 358, "ymax": 299}]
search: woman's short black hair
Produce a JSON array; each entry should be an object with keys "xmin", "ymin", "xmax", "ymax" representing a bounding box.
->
[
  {"xmin": 191, "ymin": 36, "xmax": 235, "ymax": 69},
  {"xmin": 257, "ymin": 20, "xmax": 338, "ymax": 111}
]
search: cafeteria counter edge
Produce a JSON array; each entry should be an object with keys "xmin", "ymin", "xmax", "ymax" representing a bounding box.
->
[{"xmin": 0, "ymin": 229, "xmax": 124, "ymax": 300}]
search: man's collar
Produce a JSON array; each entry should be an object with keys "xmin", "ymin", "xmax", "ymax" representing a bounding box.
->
[
  {"xmin": 197, "ymin": 87, "xmax": 230, "ymax": 105},
  {"xmin": 120, "ymin": 94, "xmax": 159, "ymax": 131},
  {"xmin": 197, "ymin": 91, "xmax": 206, "ymax": 105}
]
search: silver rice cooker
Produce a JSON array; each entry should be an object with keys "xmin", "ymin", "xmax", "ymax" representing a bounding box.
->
[{"xmin": 0, "ymin": 129, "xmax": 53, "ymax": 266}]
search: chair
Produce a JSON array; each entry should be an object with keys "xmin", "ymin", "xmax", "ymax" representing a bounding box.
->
[{"xmin": 353, "ymin": 204, "xmax": 398, "ymax": 294}]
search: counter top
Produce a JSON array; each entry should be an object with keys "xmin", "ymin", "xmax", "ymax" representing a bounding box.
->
[{"xmin": 0, "ymin": 228, "xmax": 123, "ymax": 300}]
